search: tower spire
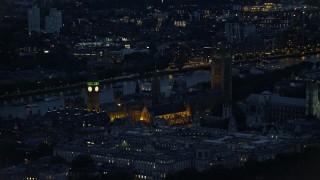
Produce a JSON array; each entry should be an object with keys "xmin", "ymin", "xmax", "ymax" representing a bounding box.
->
[{"xmin": 151, "ymin": 58, "xmax": 161, "ymax": 104}]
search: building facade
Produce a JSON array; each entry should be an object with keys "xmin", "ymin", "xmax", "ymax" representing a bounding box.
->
[
  {"xmin": 306, "ymin": 82, "xmax": 320, "ymax": 119},
  {"xmin": 225, "ymin": 19, "xmax": 243, "ymax": 44},
  {"xmin": 28, "ymin": 5, "xmax": 40, "ymax": 34},
  {"xmin": 45, "ymin": 8, "xmax": 62, "ymax": 34},
  {"xmin": 86, "ymin": 81, "xmax": 100, "ymax": 112},
  {"xmin": 140, "ymin": 102, "xmax": 191, "ymax": 124},
  {"xmin": 244, "ymin": 91, "xmax": 306, "ymax": 127},
  {"xmin": 211, "ymin": 45, "xmax": 232, "ymax": 106},
  {"xmin": 151, "ymin": 70, "xmax": 161, "ymax": 105}
]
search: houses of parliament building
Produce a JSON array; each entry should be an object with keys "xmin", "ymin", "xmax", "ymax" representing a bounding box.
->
[{"xmin": 66, "ymin": 43, "xmax": 232, "ymax": 126}]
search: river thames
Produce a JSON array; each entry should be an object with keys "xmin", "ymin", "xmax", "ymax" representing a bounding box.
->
[
  {"xmin": 0, "ymin": 70, "xmax": 211, "ymax": 118},
  {"xmin": 0, "ymin": 54, "xmax": 319, "ymax": 119}
]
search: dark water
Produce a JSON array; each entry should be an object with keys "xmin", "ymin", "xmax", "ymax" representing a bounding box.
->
[
  {"xmin": 1, "ymin": 54, "xmax": 319, "ymax": 119},
  {"xmin": 0, "ymin": 70, "xmax": 211, "ymax": 118}
]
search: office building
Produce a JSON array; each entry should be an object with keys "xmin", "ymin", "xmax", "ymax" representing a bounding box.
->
[
  {"xmin": 28, "ymin": 5, "xmax": 40, "ymax": 34},
  {"xmin": 45, "ymin": 8, "xmax": 62, "ymax": 34},
  {"xmin": 225, "ymin": 19, "xmax": 243, "ymax": 44}
]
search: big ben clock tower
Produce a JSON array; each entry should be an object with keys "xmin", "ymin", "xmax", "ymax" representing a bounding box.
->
[{"xmin": 86, "ymin": 81, "xmax": 100, "ymax": 112}]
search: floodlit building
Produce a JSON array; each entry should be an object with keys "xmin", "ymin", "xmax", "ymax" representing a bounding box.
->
[
  {"xmin": 86, "ymin": 81, "xmax": 100, "ymax": 112},
  {"xmin": 140, "ymin": 102, "xmax": 191, "ymax": 124}
]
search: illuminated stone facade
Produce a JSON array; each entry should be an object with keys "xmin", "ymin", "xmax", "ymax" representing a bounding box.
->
[
  {"xmin": 87, "ymin": 81, "xmax": 100, "ymax": 112},
  {"xmin": 140, "ymin": 103, "xmax": 191, "ymax": 124},
  {"xmin": 108, "ymin": 109, "xmax": 141, "ymax": 123},
  {"xmin": 243, "ymin": 3, "xmax": 277, "ymax": 12},
  {"xmin": 104, "ymin": 100, "xmax": 144, "ymax": 123}
]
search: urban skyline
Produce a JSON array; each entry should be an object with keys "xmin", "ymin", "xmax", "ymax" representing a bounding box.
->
[{"xmin": 0, "ymin": 0, "xmax": 320, "ymax": 180}]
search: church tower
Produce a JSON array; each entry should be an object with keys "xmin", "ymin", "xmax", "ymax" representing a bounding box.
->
[
  {"xmin": 306, "ymin": 81, "xmax": 320, "ymax": 119},
  {"xmin": 211, "ymin": 43, "xmax": 232, "ymax": 111}
]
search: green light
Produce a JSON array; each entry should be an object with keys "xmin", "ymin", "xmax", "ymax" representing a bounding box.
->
[{"xmin": 87, "ymin": 81, "xmax": 99, "ymax": 86}]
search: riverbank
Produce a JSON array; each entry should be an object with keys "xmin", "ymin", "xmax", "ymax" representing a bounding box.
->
[
  {"xmin": 1, "ymin": 51, "xmax": 319, "ymax": 101},
  {"xmin": 0, "ymin": 65, "xmax": 209, "ymax": 101},
  {"xmin": 233, "ymin": 51, "xmax": 320, "ymax": 64}
]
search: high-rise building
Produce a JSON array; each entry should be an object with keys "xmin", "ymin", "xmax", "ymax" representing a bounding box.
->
[
  {"xmin": 225, "ymin": 19, "xmax": 243, "ymax": 44},
  {"xmin": 86, "ymin": 81, "xmax": 100, "ymax": 112},
  {"xmin": 45, "ymin": 8, "xmax": 62, "ymax": 34},
  {"xmin": 211, "ymin": 44, "xmax": 232, "ymax": 105},
  {"xmin": 28, "ymin": 5, "xmax": 40, "ymax": 34}
]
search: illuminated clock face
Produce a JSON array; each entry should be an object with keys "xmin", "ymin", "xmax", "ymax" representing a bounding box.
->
[
  {"xmin": 95, "ymin": 86, "xmax": 99, "ymax": 92},
  {"xmin": 88, "ymin": 86, "xmax": 92, "ymax": 92}
]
